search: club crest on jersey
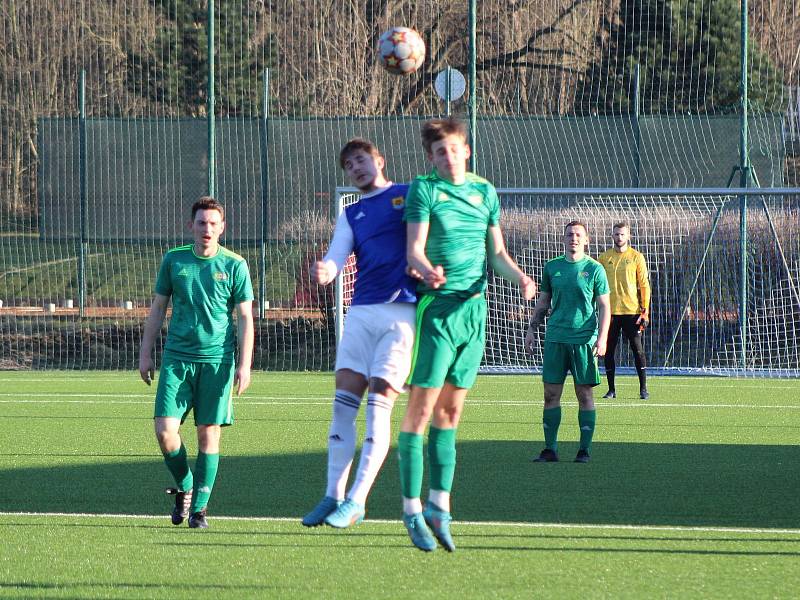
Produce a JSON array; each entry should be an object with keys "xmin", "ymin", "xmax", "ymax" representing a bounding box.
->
[
  {"xmin": 580, "ymin": 271, "xmax": 590, "ymax": 278},
  {"xmin": 213, "ymin": 271, "xmax": 229, "ymax": 282},
  {"xmin": 391, "ymin": 196, "xmax": 405, "ymax": 210},
  {"xmin": 468, "ymin": 194, "xmax": 483, "ymax": 206}
]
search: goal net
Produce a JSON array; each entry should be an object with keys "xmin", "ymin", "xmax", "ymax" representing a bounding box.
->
[{"xmin": 337, "ymin": 187, "xmax": 800, "ymax": 377}]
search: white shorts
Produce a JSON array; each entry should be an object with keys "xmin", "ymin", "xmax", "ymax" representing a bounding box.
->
[{"xmin": 335, "ymin": 303, "xmax": 416, "ymax": 393}]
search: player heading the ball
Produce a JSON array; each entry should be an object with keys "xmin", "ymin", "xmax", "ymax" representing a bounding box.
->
[{"xmin": 399, "ymin": 118, "xmax": 536, "ymax": 552}]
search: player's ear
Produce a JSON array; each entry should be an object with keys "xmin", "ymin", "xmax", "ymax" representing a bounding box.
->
[
  {"xmin": 464, "ymin": 144, "xmax": 472, "ymax": 160},
  {"xmin": 375, "ymin": 155, "xmax": 386, "ymax": 172}
]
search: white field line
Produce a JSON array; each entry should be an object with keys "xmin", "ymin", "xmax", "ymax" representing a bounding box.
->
[
  {"xmin": 1, "ymin": 511, "xmax": 799, "ymax": 536},
  {"xmin": 0, "ymin": 377, "xmax": 797, "ymax": 390},
  {"xmin": 0, "ymin": 396, "xmax": 799, "ymax": 409}
]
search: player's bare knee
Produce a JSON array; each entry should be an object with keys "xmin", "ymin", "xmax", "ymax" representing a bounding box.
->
[
  {"xmin": 335, "ymin": 368, "xmax": 368, "ymax": 396},
  {"xmin": 197, "ymin": 424, "xmax": 221, "ymax": 453},
  {"xmin": 433, "ymin": 404, "xmax": 462, "ymax": 429},
  {"xmin": 404, "ymin": 402, "xmax": 434, "ymax": 432},
  {"xmin": 155, "ymin": 428, "xmax": 180, "ymax": 453},
  {"xmin": 369, "ymin": 377, "xmax": 397, "ymax": 398},
  {"xmin": 574, "ymin": 386, "xmax": 595, "ymax": 409},
  {"xmin": 543, "ymin": 386, "xmax": 562, "ymax": 406}
]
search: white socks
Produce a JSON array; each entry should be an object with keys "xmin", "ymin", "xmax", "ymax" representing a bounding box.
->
[
  {"xmin": 325, "ymin": 389, "xmax": 361, "ymax": 499},
  {"xmin": 403, "ymin": 497, "xmax": 424, "ymax": 515},
  {"xmin": 348, "ymin": 393, "xmax": 394, "ymax": 506},
  {"xmin": 428, "ymin": 489, "xmax": 451, "ymax": 512}
]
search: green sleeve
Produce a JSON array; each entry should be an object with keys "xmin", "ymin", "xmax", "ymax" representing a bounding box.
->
[
  {"xmin": 403, "ymin": 178, "xmax": 430, "ymax": 223},
  {"xmin": 232, "ymin": 260, "xmax": 255, "ymax": 304},
  {"xmin": 154, "ymin": 254, "xmax": 172, "ymax": 297},
  {"xmin": 593, "ymin": 264, "xmax": 610, "ymax": 297},
  {"xmin": 487, "ymin": 184, "xmax": 500, "ymax": 226},
  {"xmin": 540, "ymin": 262, "xmax": 552, "ymax": 294}
]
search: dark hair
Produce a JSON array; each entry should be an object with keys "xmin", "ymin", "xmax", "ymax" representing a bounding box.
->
[
  {"xmin": 339, "ymin": 138, "xmax": 382, "ymax": 169},
  {"xmin": 564, "ymin": 220, "xmax": 588, "ymax": 235},
  {"xmin": 191, "ymin": 196, "xmax": 225, "ymax": 220},
  {"xmin": 420, "ymin": 118, "xmax": 468, "ymax": 154},
  {"xmin": 612, "ymin": 221, "xmax": 630, "ymax": 231}
]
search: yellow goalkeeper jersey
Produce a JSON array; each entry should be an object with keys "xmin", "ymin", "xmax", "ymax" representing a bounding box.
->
[{"xmin": 597, "ymin": 246, "xmax": 651, "ymax": 315}]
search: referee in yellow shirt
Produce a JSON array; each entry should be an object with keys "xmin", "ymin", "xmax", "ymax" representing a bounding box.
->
[{"xmin": 597, "ymin": 222, "xmax": 651, "ymax": 399}]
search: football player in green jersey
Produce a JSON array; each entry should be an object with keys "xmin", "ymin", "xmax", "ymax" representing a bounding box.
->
[
  {"xmin": 525, "ymin": 221, "xmax": 610, "ymax": 464},
  {"xmin": 139, "ymin": 196, "xmax": 254, "ymax": 529},
  {"xmin": 398, "ymin": 118, "xmax": 536, "ymax": 552}
]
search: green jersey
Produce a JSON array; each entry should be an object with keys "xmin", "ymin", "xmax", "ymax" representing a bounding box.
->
[
  {"xmin": 404, "ymin": 170, "xmax": 500, "ymax": 298},
  {"xmin": 541, "ymin": 255, "xmax": 609, "ymax": 344},
  {"xmin": 155, "ymin": 244, "xmax": 254, "ymax": 363}
]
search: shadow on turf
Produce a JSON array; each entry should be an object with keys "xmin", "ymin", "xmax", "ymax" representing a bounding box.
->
[{"xmin": 1, "ymin": 440, "xmax": 799, "ymax": 529}]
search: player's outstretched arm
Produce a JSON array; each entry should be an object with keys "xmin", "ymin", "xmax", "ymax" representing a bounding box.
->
[
  {"xmin": 313, "ymin": 212, "xmax": 355, "ymax": 286},
  {"xmin": 525, "ymin": 292, "xmax": 551, "ymax": 355},
  {"xmin": 594, "ymin": 293, "xmax": 611, "ymax": 357},
  {"xmin": 234, "ymin": 300, "xmax": 254, "ymax": 396},
  {"xmin": 486, "ymin": 226, "xmax": 536, "ymax": 300},
  {"xmin": 139, "ymin": 293, "xmax": 169, "ymax": 385},
  {"xmin": 407, "ymin": 221, "xmax": 446, "ymax": 288}
]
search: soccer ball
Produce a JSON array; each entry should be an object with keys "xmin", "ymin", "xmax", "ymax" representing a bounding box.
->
[{"xmin": 377, "ymin": 27, "xmax": 425, "ymax": 75}]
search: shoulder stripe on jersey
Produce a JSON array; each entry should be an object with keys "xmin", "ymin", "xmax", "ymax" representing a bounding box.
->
[
  {"xmin": 165, "ymin": 244, "xmax": 193, "ymax": 255},
  {"xmin": 219, "ymin": 247, "xmax": 246, "ymax": 262},
  {"xmin": 465, "ymin": 173, "xmax": 491, "ymax": 185}
]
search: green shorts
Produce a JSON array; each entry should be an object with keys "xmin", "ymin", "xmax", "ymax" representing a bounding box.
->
[
  {"xmin": 409, "ymin": 294, "xmax": 486, "ymax": 389},
  {"xmin": 154, "ymin": 358, "xmax": 236, "ymax": 425},
  {"xmin": 542, "ymin": 340, "xmax": 600, "ymax": 386}
]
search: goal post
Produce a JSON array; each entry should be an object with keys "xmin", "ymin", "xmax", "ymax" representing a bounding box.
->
[{"xmin": 336, "ymin": 186, "xmax": 800, "ymax": 377}]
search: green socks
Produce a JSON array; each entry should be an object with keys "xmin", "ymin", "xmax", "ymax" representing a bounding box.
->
[
  {"xmin": 543, "ymin": 406, "xmax": 562, "ymax": 451},
  {"xmin": 164, "ymin": 446, "xmax": 223, "ymax": 512},
  {"xmin": 428, "ymin": 426, "xmax": 456, "ymax": 493},
  {"xmin": 398, "ymin": 431, "xmax": 424, "ymax": 499},
  {"xmin": 163, "ymin": 444, "xmax": 193, "ymax": 492},
  {"xmin": 578, "ymin": 410, "xmax": 596, "ymax": 452},
  {"xmin": 190, "ymin": 451, "xmax": 219, "ymax": 512}
]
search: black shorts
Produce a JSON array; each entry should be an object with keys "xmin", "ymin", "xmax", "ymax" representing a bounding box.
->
[{"xmin": 609, "ymin": 314, "xmax": 641, "ymax": 342}]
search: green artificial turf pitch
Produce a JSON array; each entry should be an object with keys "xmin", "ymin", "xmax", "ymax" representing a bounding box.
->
[{"xmin": 1, "ymin": 371, "xmax": 799, "ymax": 598}]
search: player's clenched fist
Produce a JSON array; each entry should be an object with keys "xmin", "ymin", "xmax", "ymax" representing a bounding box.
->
[{"xmin": 310, "ymin": 260, "xmax": 335, "ymax": 286}]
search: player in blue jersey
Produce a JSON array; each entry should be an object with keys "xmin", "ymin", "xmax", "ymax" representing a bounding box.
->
[{"xmin": 302, "ymin": 138, "xmax": 417, "ymax": 529}]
